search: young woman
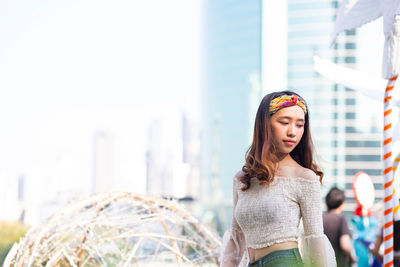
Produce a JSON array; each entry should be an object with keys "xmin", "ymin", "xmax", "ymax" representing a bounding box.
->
[{"xmin": 220, "ymin": 91, "xmax": 336, "ymax": 266}]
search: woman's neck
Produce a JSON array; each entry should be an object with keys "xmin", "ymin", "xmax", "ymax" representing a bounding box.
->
[
  {"xmin": 276, "ymin": 153, "xmax": 293, "ymax": 164},
  {"xmin": 274, "ymin": 154, "xmax": 301, "ymax": 177},
  {"xmin": 276, "ymin": 154, "xmax": 300, "ymax": 170}
]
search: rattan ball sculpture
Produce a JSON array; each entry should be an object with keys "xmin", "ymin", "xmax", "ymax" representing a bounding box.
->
[{"xmin": 5, "ymin": 192, "xmax": 221, "ymax": 266}]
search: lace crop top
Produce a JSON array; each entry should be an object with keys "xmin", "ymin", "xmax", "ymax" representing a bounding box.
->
[{"xmin": 220, "ymin": 170, "xmax": 336, "ymax": 267}]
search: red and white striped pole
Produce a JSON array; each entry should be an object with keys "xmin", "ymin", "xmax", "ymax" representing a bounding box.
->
[{"xmin": 383, "ymin": 76, "xmax": 397, "ymax": 267}]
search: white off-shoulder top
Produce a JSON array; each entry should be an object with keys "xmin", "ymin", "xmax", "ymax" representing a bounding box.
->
[{"xmin": 220, "ymin": 170, "xmax": 336, "ymax": 267}]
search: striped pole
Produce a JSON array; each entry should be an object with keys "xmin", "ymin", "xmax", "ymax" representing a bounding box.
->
[{"xmin": 383, "ymin": 76, "xmax": 397, "ymax": 267}]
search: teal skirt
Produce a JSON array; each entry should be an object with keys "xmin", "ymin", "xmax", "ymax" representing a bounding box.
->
[{"xmin": 248, "ymin": 248, "xmax": 304, "ymax": 267}]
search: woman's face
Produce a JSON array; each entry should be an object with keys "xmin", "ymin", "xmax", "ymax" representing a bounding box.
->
[{"xmin": 270, "ymin": 105, "xmax": 305, "ymax": 155}]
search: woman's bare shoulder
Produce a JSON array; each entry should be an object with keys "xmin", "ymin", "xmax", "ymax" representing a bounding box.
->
[
  {"xmin": 295, "ymin": 167, "xmax": 318, "ymax": 182},
  {"xmin": 233, "ymin": 170, "xmax": 245, "ymax": 181},
  {"xmin": 277, "ymin": 161, "xmax": 317, "ymax": 181}
]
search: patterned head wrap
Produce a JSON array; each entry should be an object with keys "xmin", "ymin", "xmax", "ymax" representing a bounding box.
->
[{"xmin": 269, "ymin": 95, "xmax": 307, "ymax": 115}]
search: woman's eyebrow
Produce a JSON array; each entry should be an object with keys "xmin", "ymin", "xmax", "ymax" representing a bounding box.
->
[{"xmin": 277, "ymin": 116, "xmax": 305, "ymax": 122}]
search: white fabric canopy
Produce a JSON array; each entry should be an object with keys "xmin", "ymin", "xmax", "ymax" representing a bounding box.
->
[
  {"xmin": 331, "ymin": 0, "xmax": 381, "ymax": 44},
  {"xmin": 331, "ymin": 0, "xmax": 400, "ymax": 78},
  {"xmin": 313, "ymin": 56, "xmax": 400, "ymax": 144}
]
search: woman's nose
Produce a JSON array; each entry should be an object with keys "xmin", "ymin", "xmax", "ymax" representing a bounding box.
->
[{"xmin": 288, "ymin": 124, "xmax": 296, "ymax": 137}]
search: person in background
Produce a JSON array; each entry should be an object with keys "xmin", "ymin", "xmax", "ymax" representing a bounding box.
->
[
  {"xmin": 368, "ymin": 220, "xmax": 400, "ymax": 266},
  {"xmin": 323, "ymin": 187, "xmax": 356, "ymax": 267}
]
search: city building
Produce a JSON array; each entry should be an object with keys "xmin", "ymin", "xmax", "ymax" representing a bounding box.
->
[
  {"xmin": 286, "ymin": 0, "xmax": 383, "ymax": 215},
  {"xmin": 146, "ymin": 111, "xmax": 201, "ymax": 200},
  {"xmin": 201, "ymin": 0, "xmax": 262, "ymax": 231},
  {"xmin": 92, "ymin": 131, "xmax": 115, "ymax": 193}
]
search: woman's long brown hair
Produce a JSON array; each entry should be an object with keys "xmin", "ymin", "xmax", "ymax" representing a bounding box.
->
[{"xmin": 240, "ymin": 90, "xmax": 323, "ymax": 190}]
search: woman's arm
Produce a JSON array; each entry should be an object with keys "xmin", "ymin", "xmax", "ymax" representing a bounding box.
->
[{"xmin": 219, "ymin": 173, "xmax": 246, "ymax": 267}]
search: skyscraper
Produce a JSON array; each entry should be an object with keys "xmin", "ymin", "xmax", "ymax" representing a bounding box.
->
[
  {"xmin": 201, "ymin": 0, "xmax": 262, "ymax": 230},
  {"xmin": 286, "ymin": 0, "xmax": 383, "ymax": 214},
  {"xmin": 146, "ymin": 118, "xmax": 173, "ymax": 196},
  {"xmin": 145, "ymin": 112, "xmax": 200, "ymax": 199},
  {"xmin": 182, "ymin": 113, "xmax": 201, "ymax": 199}
]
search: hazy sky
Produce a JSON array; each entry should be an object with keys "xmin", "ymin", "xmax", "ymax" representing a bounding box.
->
[
  {"xmin": 0, "ymin": 0, "xmax": 394, "ymax": 223},
  {"xmin": 0, "ymin": 0, "xmax": 202, "ymax": 196}
]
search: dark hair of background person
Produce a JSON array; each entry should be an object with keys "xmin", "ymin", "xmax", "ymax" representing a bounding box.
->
[
  {"xmin": 325, "ymin": 187, "xmax": 345, "ymax": 211},
  {"xmin": 395, "ymin": 220, "xmax": 400, "ymax": 251},
  {"xmin": 240, "ymin": 90, "xmax": 323, "ymax": 191}
]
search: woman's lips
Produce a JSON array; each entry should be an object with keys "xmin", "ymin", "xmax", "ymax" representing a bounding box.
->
[{"xmin": 283, "ymin": 140, "xmax": 296, "ymax": 146}]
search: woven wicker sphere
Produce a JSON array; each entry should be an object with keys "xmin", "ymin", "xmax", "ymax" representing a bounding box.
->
[{"xmin": 6, "ymin": 192, "xmax": 221, "ymax": 266}]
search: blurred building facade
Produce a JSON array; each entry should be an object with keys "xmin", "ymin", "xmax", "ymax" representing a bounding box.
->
[
  {"xmin": 146, "ymin": 112, "xmax": 200, "ymax": 200},
  {"xmin": 181, "ymin": 113, "xmax": 201, "ymax": 199},
  {"xmin": 202, "ymin": 0, "xmax": 384, "ymax": 232},
  {"xmin": 201, "ymin": 0, "xmax": 262, "ymax": 231},
  {"xmin": 92, "ymin": 131, "xmax": 115, "ymax": 193},
  {"xmin": 286, "ymin": 0, "xmax": 383, "ymax": 216}
]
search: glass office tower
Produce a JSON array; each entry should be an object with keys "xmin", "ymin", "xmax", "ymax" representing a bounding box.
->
[
  {"xmin": 201, "ymin": 0, "xmax": 262, "ymax": 231},
  {"xmin": 287, "ymin": 0, "xmax": 382, "ymax": 214}
]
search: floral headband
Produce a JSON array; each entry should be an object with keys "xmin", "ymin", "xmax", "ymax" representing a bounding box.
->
[{"xmin": 269, "ymin": 95, "xmax": 307, "ymax": 115}]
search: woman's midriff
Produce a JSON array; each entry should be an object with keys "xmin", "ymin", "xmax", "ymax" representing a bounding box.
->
[{"xmin": 248, "ymin": 241, "xmax": 298, "ymax": 262}]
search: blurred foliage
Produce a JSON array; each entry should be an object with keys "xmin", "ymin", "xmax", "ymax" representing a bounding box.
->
[{"xmin": 0, "ymin": 221, "xmax": 28, "ymax": 265}]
